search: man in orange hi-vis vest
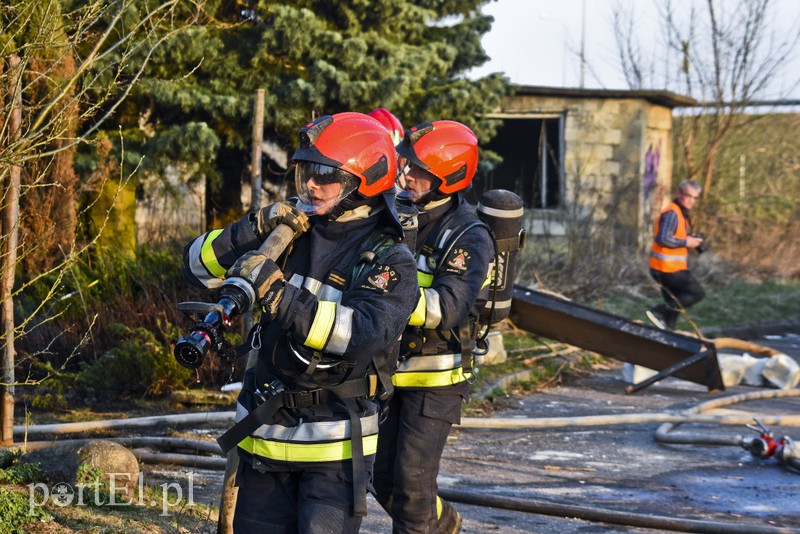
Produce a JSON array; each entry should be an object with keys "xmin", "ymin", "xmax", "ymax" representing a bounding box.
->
[{"xmin": 646, "ymin": 179, "xmax": 706, "ymax": 330}]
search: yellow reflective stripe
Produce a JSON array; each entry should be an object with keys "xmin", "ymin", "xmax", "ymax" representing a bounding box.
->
[
  {"xmin": 417, "ymin": 271, "xmax": 433, "ymax": 288},
  {"xmin": 305, "ymin": 301, "xmax": 336, "ymax": 350},
  {"xmin": 482, "ymin": 269, "xmax": 493, "ymax": 289},
  {"xmin": 437, "ymin": 496, "xmax": 444, "ymax": 519},
  {"xmin": 482, "ymin": 260, "xmax": 498, "ymax": 289},
  {"xmin": 200, "ymin": 229, "xmax": 226, "ymax": 278},
  {"xmin": 237, "ymin": 434, "xmax": 378, "ymax": 462},
  {"xmin": 408, "ymin": 289, "xmax": 426, "ymax": 326},
  {"xmin": 392, "ymin": 368, "xmax": 469, "ymax": 388}
]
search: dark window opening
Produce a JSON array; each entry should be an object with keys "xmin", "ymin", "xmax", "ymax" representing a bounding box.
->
[{"xmin": 474, "ymin": 117, "xmax": 563, "ymax": 209}]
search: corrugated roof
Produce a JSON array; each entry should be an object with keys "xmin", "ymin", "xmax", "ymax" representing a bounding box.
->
[{"xmin": 512, "ymin": 85, "xmax": 697, "ymax": 108}]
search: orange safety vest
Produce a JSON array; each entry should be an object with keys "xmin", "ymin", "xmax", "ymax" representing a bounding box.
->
[{"xmin": 649, "ymin": 202, "xmax": 688, "ymax": 273}]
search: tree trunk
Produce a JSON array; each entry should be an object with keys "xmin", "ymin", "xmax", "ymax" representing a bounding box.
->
[{"xmin": 1, "ymin": 54, "xmax": 22, "ymax": 446}]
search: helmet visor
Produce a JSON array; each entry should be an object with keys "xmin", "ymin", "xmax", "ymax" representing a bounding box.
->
[
  {"xmin": 295, "ymin": 162, "xmax": 360, "ymax": 215},
  {"xmin": 395, "ymin": 158, "xmax": 437, "ymax": 204}
]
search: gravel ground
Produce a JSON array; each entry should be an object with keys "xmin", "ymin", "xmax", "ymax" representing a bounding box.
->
[
  {"xmin": 359, "ymin": 331, "xmax": 800, "ymax": 533},
  {"xmin": 144, "ymin": 332, "xmax": 800, "ymax": 533}
]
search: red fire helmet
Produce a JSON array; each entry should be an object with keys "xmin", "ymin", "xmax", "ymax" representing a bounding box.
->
[
  {"xmin": 396, "ymin": 120, "xmax": 478, "ymax": 195},
  {"xmin": 292, "ymin": 112, "xmax": 397, "ymax": 198},
  {"xmin": 368, "ymin": 108, "xmax": 404, "ymax": 146}
]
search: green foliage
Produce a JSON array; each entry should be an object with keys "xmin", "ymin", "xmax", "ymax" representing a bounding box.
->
[
  {"xmin": 88, "ymin": 175, "xmax": 138, "ymax": 257},
  {"xmin": 600, "ymin": 278, "xmax": 800, "ymax": 330},
  {"xmin": 77, "ymin": 322, "xmax": 192, "ymax": 396},
  {"xmin": 0, "ymin": 462, "xmax": 42, "ymax": 485},
  {"xmin": 689, "ymin": 280, "xmax": 800, "ymax": 329},
  {"xmin": 75, "ymin": 463, "xmax": 105, "ymax": 486},
  {"xmin": 103, "ymin": 0, "xmax": 508, "ymax": 219},
  {"xmin": 17, "ymin": 240, "xmax": 241, "ymax": 400},
  {"xmin": 0, "ymin": 488, "xmax": 51, "ymax": 533},
  {"xmin": 672, "ymin": 113, "xmax": 800, "ymax": 278},
  {"xmin": 0, "ymin": 462, "xmax": 50, "ymax": 533},
  {"xmin": 31, "ymin": 389, "xmax": 69, "ymax": 412}
]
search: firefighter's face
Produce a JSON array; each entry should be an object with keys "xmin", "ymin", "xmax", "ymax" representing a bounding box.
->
[
  {"xmin": 294, "ymin": 162, "xmax": 359, "ymax": 215},
  {"xmin": 304, "ymin": 177, "xmax": 344, "ymax": 215},
  {"xmin": 397, "ymin": 157, "xmax": 435, "ymax": 203}
]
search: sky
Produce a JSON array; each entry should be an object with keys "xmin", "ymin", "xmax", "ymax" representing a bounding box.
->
[{"xmin": 467, "ymin": 0, "xmax": 800, "ymax": 100}]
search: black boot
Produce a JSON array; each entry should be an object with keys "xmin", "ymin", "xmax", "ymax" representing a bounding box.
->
[
  {"xmin": 437, "ymin": 497, "xmax": 462, "ymax": 534},
  {"xmin": 646, "ymin": 305, "xmax": 668, "ymax": 330}
]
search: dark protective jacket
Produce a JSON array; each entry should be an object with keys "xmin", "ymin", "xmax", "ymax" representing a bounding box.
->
[
  {"xmin": 393, "ymin": 197, "xmax": 494, "ymax": 393},
  {"xmin": 183, "ymin": 206, "xmax": 418, "ymax": 469}
]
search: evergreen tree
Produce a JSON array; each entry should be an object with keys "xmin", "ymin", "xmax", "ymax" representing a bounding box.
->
[{"xmin": 117, "ymin": 0, "xmax": 508, "ymax": 225}]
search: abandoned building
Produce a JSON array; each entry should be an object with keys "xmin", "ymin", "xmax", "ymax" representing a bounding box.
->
[{"xmin": 474, "ymin": 85, "xmax": 697, "ymax": 250}]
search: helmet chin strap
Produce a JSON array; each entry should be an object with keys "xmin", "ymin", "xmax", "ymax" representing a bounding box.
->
[{"xmin": 327, "ymin": 192, "xmax": 378, "ymax": 221}]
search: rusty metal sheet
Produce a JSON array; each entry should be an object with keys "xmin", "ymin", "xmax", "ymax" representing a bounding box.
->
[{"xmin": 509, "ymin": 285, "xmax": 724, "ymax": 392}]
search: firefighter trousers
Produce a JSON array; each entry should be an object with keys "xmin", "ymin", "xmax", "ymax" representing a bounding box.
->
[
  {"xmin": 373, "ymin": 389, "xmax": 463, "ymax": 533},
  {"xmin": 233, "ymin": 460, "xmax": 371, "ymax": 534}
]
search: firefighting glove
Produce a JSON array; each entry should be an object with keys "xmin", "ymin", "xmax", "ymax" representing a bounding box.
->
[
  {"xmin": 225, "ymin": 252, "xmax": 284, "ymax": 319},
  {"xmin": 254, "ymin": 201, "xmax": 310, "ymax": 241}
]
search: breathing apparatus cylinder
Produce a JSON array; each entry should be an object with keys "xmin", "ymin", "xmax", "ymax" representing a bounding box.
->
[{"xmin": 476, "ymin": 189, "xmax": 526, "ymax": 324}]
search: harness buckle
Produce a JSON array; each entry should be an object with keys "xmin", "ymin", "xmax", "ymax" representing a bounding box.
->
[
  {"xmin": 465, "ymin": 370, "xmax": 478, "ymax": 385},
  {"xmin": 285, "ymin": 388, "xmax": 323, "ymax": 409}
]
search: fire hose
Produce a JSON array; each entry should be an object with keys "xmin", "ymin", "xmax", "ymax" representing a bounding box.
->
[
  {"xmin": 7, "ymin": 389, "xmax": 800, "ymax": 533},
  {"xmin": 456, "ymin": 388, "xmax": 800, "ymax": 472},
  {"xmin": 654, "ymin": 389, "xmax": 800, "ymax": 472}
]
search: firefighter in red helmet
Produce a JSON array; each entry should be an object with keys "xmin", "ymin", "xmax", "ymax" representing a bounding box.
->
[
  {"xmin": 373, "ymin": 120, "xmax": 494, "ymax": 533},
  {"xmin": 369, "ymin": 107, "xmax": 405, "ymax": 146},
  {"xmin": 183, "ymin": 112, "xmax": 418, "ymax": 533}
]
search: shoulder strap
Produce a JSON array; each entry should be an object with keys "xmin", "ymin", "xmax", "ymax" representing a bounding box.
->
[
  {"xmin": 422, "ymin": 207, "xmax": 490, "ymax": 277},
  {"xmin": 347, "ymin": 228, "xmax": 400, "ymax": 404},
  {"xmin": 422, "ymin": 207, "xmax": 492, "ymax": 381},
  {"xmin": 350, "ymin": 228, "xmax": 398, "ymax": 283}
]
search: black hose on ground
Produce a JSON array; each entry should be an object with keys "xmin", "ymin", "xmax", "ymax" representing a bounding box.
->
[{"xmin": 438, "ymin": 488, "xmax": 800, "ymax": 534}]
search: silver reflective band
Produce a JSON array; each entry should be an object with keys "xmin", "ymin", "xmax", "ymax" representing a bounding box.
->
[
  {"xmin": 650, "ymin": 251, "xmax": 687, "ymax": 261},
  {"xmin": 318, "ymin": 284, "xmax": 344, "ymax": 303},
  {"xmin": 288, "ymin": 273, "xmax": 304, "ymax": 289},
  {"xmin": 417, "ymin": 254, "xmax": 429, "ymax": 271},
  {"xmin": 289, "ymin": 337, "xmax": 339, "ymax": 369},
  {"xmin": 287, "ymin": 274, "xmax": 344, "ymax": 303},
  {"xmin": 303, "ymin": 277, "xmax": 323, "ymax": 296},
  {"xmin": 188, "ymin": 236, "xmax": 223, "ymax": 289},
  {"xmin": 486, "ymin": 298, "xmax": 512, "ymax": 310},
  {"xmin": 397, "ymin": 353, "xmax": 462, "ymax": 372},
  {"xmin": 326, "ymin": 305, "xmax": 354, "ymax": 355},
  {"xmin": 477, "ymin": 203, "xmax": 524, "ymax": 218},
  {"xmin": 237, "ymin": 403, "xmax": 379, "ymax": 441},
  {"xmin": 423, "ymin": 288, "xmax": 442, "ymax": 329}
]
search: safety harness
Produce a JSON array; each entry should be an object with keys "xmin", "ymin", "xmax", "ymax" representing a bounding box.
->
[
  {"xmin": 409, "ymin": 205, "xmax": 491, "ymax": 379},
  {"xmin": 216, "ymin": 229, "xmax": 398, "ymax": 516}
]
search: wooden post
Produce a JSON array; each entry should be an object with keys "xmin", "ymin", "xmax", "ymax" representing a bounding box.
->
[
  {"xmin": 1, "ymin": 55, "xmax": 22, "ymax": 446},
  {"xmin": 218, "ymin": 88, "xmax": 265, "ymax": 534},
  {"xmin": 250, "ymin": 89, "xmax": 265, "ymax": 213},
  {"xmin": 242, "ymin": 89, "xmax": 265, "ymax": 340}
]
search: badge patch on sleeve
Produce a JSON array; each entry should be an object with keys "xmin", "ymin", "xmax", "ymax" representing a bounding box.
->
[
  {"xmin": 444, "ymin": 248, "xmax": 471, "ymax": 275},
  {"xmin": 361, "ymin": 264, "xmax": 400, "ymax": 293}
]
